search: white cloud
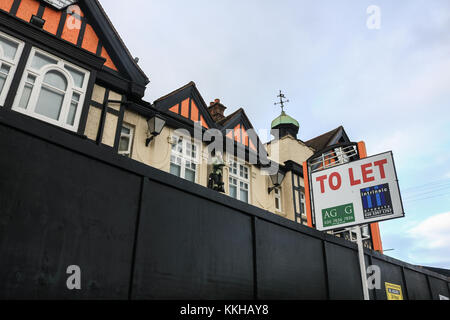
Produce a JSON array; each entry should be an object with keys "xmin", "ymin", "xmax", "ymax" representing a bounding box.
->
[{"xmin": 408, "ymin": 212, "xmax": 450, "ymax": 249}]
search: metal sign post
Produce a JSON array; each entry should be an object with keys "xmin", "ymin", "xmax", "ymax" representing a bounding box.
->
[{"xmin": 354, "ymin": 225, "xmax": 370, "ymax": 300}]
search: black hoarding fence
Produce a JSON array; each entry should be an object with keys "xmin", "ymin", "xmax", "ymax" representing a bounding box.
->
[{"xmin": 0, "ymin": 109, "xmax": 449, "ymax": 300}]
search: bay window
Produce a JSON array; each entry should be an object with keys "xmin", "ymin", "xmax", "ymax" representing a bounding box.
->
[
  {"xmin": 12, "ymin": 48, "xmax": 90, "ymax": 131},
  {"xmin": 0, "ymin": 32, "xmax": 24, "ymax": 106}
]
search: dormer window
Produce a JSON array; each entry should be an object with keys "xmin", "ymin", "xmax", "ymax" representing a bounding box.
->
[{"xmin": 12, "ymin": 48, "xmax": 90, "ymax": 131}]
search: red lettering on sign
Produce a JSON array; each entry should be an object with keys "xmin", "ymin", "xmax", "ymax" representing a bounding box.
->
[
  {"xmin": 349, "ymin": 168, "xmax": 361, "ymax": 186},
  {"xmin": 361, "ymin": 163, "xmax": 375, "ymax": 183},
  {"xmin": 329, "ymin": 172, "xmax": 342, "ymax": 190},
  {"xmin": 316, "ymin": 175, "xmax": 327, "ymax": 193},
  {"xmin": 374, "ymin": 159, "xmax": 388, "ymax": 179}
]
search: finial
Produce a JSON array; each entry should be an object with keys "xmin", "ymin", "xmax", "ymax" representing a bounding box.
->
[{"xmin": 274, "ymin": 90, "xmax": 289, "ymax": 112}]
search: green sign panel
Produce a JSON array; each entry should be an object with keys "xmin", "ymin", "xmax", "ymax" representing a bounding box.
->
[{"xmin": 322, "ymin": 203, "xmax": 355, "ymax": 228}]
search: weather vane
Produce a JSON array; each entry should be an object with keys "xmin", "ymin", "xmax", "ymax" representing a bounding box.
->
[{"xmin": 274, "ymin": 90, "xmax": 289, "ymax": 112}]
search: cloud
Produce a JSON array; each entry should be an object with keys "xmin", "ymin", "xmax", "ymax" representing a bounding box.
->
[
  {"xmin": 408, "ymin": 212, "xmax": 450, "ymax": 249},
  {"xmin": 384, "ymin": 212, "xmax": 450, "ymax": 268}
]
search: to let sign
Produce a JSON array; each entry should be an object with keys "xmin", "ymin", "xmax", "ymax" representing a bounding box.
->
[{"xmin": 311, "ymin": 151, "xmax": 404, "ymax": 231}]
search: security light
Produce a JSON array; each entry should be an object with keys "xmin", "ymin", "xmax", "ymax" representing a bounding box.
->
[{"xmin": 146, "ymin": 115, "xmax": 166, "ymax": 146}]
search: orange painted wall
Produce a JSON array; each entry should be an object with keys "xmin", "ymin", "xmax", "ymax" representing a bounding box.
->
[
  {"xmin": 234, "ymin": 124, "xmax": 241, "ymax": 143},
  {"xmin": 81, "ymin": 24, "xmax": 99, "ymax": 53},
  {"xmin": 61, "ymin": 14, "xmax": 81, "ymax": 44},
  {"xmin": 16, "ymin": 0, "xmax": 40, "ymax": 22},
  {"xmin": 169, "ymin": 104, "xmax": 179, "ymax": 114},
  {"xmin": 190, "ymin": 100, "xmax": 199, "ymax": 122},
  {"xmin": 101, "ymin": 47, "xmax": 118, "ymax": 71},
  {"xmin": 0, "ymin": 0, "xmax": 14, "ymax": 12},
  {"xmin": 42, "ymin": 7, "xmax": 61, "ymax": 35},
  {"xmin": 180, "ymin": 98, "xmax": 189, "ymax": 118}
]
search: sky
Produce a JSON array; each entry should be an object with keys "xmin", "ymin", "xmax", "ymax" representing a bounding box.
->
[{"xmin": 99, "ymin": 0, "xmax": 450, "ymax": 268}]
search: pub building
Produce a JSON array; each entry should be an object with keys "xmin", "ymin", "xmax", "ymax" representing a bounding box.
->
[{"xmin": 0, "ymin": 0, "xmax": 382, "ymax": 251}]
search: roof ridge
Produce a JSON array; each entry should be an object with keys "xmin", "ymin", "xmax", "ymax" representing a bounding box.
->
[
  {"xmin": 153, "ymin": 81, "xmax": 196, "ymax": 103},
  {"xmin": 305, "ymin": 126, "xmax": 342, "ymax": 144}
]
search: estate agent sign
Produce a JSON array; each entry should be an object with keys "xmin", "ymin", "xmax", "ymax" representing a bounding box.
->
[{"xmin": 311, "ymin": 151, "xmax": 404, "ymax": 231}]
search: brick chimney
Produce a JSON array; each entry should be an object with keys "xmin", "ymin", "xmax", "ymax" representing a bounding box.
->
[{"xmin": 208, "ymin": 98, "xmax": 227, "ymax": 122}]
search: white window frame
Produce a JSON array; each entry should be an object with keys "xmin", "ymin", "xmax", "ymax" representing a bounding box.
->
[
  {"xmin": 118, "ymin": 123, "xmax": 134, "ymax": 157},
  {"xmin": 170, "ymin": 134, "xmax": 199, "ymax": 183},
  {"xmin": 299, "ymin": 190, "xmax": 306, "ymax": 218},
  {"xmin": 274, "ymin": 187, "xmax": 282, "ymax": 212},
  {"xmin": 0, "ymin": 31, "xmax": 25, "ymax": 106},
  {"xmin": 228, "ymin": 158, "xmax": 250, "ymax": 203},
  {"xmin": 12, "ymin": 47, "xmax": 90, "ymax": 132}
]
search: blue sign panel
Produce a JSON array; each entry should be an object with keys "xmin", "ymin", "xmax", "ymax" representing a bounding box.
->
[{"xmin": 360, "ymin": 183, "xmax": 393, "ymax": 219}]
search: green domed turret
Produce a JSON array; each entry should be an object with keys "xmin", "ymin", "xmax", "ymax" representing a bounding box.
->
[
  {"xmin": 271, "ymin": 90, "xmax": 299, "ymax": 139},
  {"xmin": 271, "ymin": 111, "xmax": 299, "ymax": 129}
]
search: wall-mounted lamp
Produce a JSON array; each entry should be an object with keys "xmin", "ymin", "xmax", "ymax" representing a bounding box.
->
[
  {"xmin": 268, "ymin": 170, "xmax": 286, "ymax": 194},
  {"xmin": 145, "ymin": 115, "xmax": 166, "ymax": 147}
]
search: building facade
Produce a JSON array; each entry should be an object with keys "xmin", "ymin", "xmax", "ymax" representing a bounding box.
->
[{"xmin": 0, "ymin": 0, "xmax": 382, "ymax": 251}]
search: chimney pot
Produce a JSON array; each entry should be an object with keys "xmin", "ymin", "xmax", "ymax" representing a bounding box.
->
[{"xmin": 208, "ymin": 98, "xmax": 226, "ymax": 122}]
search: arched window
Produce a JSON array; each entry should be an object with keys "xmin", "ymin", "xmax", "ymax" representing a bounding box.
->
[
  {"xmin": 35, "ymin": 70, "xmax": 68, "ymax": 120},
  {"xmin": 0, "ymin": 31, "xmax": 24, "ymax": 106},
  {"xmin": 12, "ymin": 48, "xmax": 90, "ymax": 131}
]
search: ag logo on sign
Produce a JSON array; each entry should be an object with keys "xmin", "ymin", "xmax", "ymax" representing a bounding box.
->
[{"xmin": 322, "ymin": 203, "xmax": 355, "ymax": 228}]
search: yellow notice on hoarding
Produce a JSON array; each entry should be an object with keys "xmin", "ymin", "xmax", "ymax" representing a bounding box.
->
[{"xmin": 385, "ymin": 282, "xmax": 403, "ymax": 300}]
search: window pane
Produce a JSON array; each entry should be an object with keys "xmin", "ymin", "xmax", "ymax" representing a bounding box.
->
[
  {"xmin": 65, "ymin": 65, "xmax": 84, "ymax": 88},
  {"xmin": 170, "ymin": 163, "xmax": 181, "ymax": 177},
  {"xmin": 66, "ymin": 102, "xmax": 77, "ymax": 126},
  {"xmin": 0, "ymin": 64, "xmax": 10, "ymax": 94},
  {"xmin": 185, "ymin": 168, "xmax": 195, "ymax": 182},
  {"xmin": 34, "ymin": 87, "xmax": 64, "ymax": 120},
  {"xmin": 121, "ymin": 126, "xmax": 130, "ymax": 135},
  {"xmin": 275, "ymin": 198, "xmax": 280, "ymax": 210},
  {"xmin": 72, "ymin": 92, "xmax": 80, "ymax": 102},
  {"xmin": 18, "ymin": 83, "xmax": 33, "ymax": 109},
  {"xmin": 0, "ymin": 63, "xmax": 10, "ymax": 74},
  {"xmin": 229, "ymin": 185, "xmax": 237, "ymax": 199},
  {"xmin": 44, "ymin": 70, "xmax": 67, "ymax": 91},
  {"xmin": 119, "ymin": 136, "xmax": 130, "ymax": 152},
  {"xmin": 0, "ymin": 36, "xmax": 18, "ymax": 60},
  {"xmin": 17, "ymin": 75, "xmax": 36, "ymax": 109},
  {"xmin": 31, "ymin": 52, "xmax": 57, "ymax": 70},
  {"xmin": 240, "ymin": 189, "xmax": 248, "ymax": 203},
  {"xmin": 0, "ymin": 74, "xmax": 6, "ymax": 94}
]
